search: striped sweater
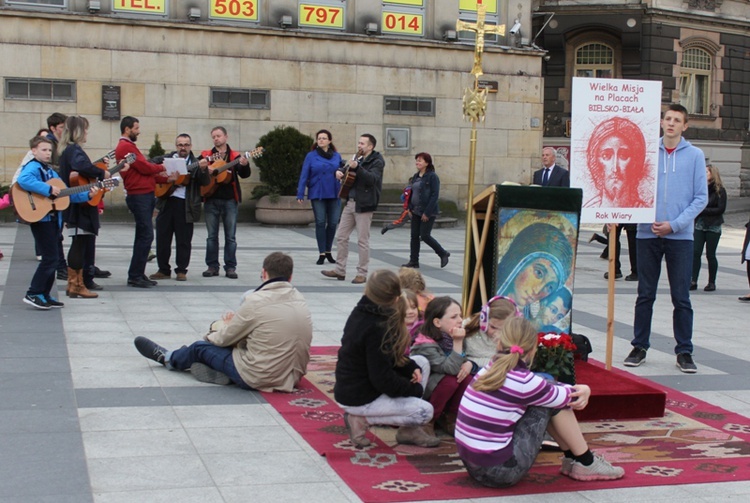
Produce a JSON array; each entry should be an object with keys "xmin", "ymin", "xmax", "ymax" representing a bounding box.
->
[{"xmin": 455, "ymin": 360, "xmax": 573, "ymax": 466}]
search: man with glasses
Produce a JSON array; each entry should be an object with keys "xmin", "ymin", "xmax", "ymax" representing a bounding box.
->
[{"xmin": 149, "ymin": 134, "xmax": 209, "ymax": 282}]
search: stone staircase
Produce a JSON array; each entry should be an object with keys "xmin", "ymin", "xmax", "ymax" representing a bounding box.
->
[{"xmin": 373, "ymin": 203, "xmax": 458, "ymax": 229}]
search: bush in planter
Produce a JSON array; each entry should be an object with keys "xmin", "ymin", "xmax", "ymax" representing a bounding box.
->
[{"xmin": 252, "ymin": 126, "xmax": 314, "ymax": 202}]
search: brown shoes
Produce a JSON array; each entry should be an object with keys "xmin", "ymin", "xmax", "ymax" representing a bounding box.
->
[
  {"xmin": 175, "ymin": 273, "xmax": 187, "ymax": 281},
  {"xmin": 321, "ymin": 270, "xmax": 345, "ymax": 281},
  {"xmin": 395, "ymin": 425, "xmax": 441, "ymax": 447},
  {"xmin": 343, "ymin": 413, "xmax": 370, "ymax": 448},
  {"xmin": 351, "ymin": 275, "xmax": 367, "ymax": 284},
  {"xmin": 149, "ymin": 271, "xmax": 171, "ymax": 280}
]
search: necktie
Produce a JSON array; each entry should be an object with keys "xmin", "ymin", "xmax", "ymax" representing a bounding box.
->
[{"xmin": 542, "ymin": 168, "xmax": 550, "ymax": 186}]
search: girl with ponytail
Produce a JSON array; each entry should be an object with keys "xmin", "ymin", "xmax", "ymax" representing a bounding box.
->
[{"xmin": 455, "ymin": 317, "xmax": 624, "ymax": 487}]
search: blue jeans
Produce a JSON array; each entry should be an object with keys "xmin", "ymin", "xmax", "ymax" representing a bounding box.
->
[
  {"xmin": 204, "ymin": 198, "xmax": 238, "ymax": 271},
  {"xmin": 311, "ymin": 198, "xmax": 341, "ymax": 253},
  {"xmin": 28, "ymin": 220, "xmax": 60, "ymax": 297},
  {"xmin": 632, "ymin": 238, "xmax": 694, "ymax": 355},
  {"xmin": 167, "ymin": 341, "xmax": 250, "ymax": 389},
  {"xmin": 125, "ymin": 193, "xmax": 156, "ymax": 281}
]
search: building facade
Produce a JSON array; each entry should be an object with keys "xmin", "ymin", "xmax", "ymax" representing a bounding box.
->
[
  {"xmin": 534, "ymin": 0, "xmax": 750, "ymax": 195},
  {"xmin": 0, "ymin": 0, "xmax": 548, "ymax": 211}
]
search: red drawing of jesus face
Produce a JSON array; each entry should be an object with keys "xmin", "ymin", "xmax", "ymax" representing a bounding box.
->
[{"xmin": 598, "ymin": 135, "xmax": 633, "ymax": 202}]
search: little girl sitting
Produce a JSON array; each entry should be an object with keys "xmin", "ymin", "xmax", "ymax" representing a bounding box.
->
[
  {"xmin": 463, "ymin": 296, "xmax": 521, "ymax": 369},
  {"xmin": 411, "ymin": 296, "xmax": 476, "ymax": 436},
  {"xmin": 455, "ymin": 317, "xmax": 624, "ymax": 487}
]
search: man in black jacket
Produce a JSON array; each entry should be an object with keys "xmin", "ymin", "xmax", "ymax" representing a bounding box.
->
[
  {"xmin": 149, "ymin": 134, "xmax": 209, "ymax": 282},
  {"xmin": 322, "ymin": 134, "xmax": 384, "ymax": 284},
  {"xmin": 533, "ymin": 147, "xmax": 570, "ymax": 187}
]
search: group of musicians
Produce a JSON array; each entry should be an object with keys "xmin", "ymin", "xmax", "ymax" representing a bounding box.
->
[{"xmin": 17, "ymin": 113, "xmax": 251, "ymax": 304}]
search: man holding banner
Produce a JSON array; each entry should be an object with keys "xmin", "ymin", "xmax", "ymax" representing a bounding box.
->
[{"xmin": 624, "ymin": 104, "xmax": 707, "ymax": 373}]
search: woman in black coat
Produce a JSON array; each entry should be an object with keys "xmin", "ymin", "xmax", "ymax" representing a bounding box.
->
[
  {"xmin": 57, "ymin": 116, "xmax": 109, "ymax": 298},
  {"xmin": 402, "ymin": 153, "xmax": 450, "ymax": 269},
  {"xmin": 691, "ymin": 165, "xmax": 727, "ymax": 292}
]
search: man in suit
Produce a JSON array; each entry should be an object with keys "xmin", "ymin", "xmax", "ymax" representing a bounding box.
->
[{"xmin": 533, "ymin": 147, "xmax": 570, "ymax": 187}]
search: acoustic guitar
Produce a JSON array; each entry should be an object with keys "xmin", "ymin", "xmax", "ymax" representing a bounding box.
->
[
  {"xmin": 12, "ymin": 177, "xmax": 120, "ymax": 223},
  {"xmin": 69, "ymin": 153, "xmax": 134, "ymax": 207},
  {"xmin": 200, "ymin": 147, "xmax": 264, "ymax": 198},
  {"xmin": 154, "ymin": 154, "xmax": 219, "ymax": 199},
  {"xmin": 338, "ymin": 150, "xmax": 363, "ymax": 199}
]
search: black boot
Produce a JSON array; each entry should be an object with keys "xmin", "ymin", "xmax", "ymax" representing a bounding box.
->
[
  {"xmin": 317, "ymin": 254, "xmax": 326, "ymax": 265},
  {"xmin": 325, "ymin": 252, "xmax": 335, "ymax": 264}
]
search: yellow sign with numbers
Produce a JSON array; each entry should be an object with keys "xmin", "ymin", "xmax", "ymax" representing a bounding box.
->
[
  {"xmin": 459, "ymin": 0, "xmax": 497, "ymax": 14},
  {"xmin": 113, "ymin": 0, "xmax": 166, "ymax": 14},
  {"xmin": 383, "ymin": 0, "xmax": 424, "ymax": 6},
  {"xmin": 299, "ymin": 4, "xmax": 345, "ymax": 29},
  {"xmin": 382, "ymin": 11, "xmax": 423, "ymax": 36},
  {"xmin": 209, "ymin": 0, "xmax": 258, "ymax": 21}
]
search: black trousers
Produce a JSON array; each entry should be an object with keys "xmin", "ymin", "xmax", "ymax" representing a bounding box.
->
[
  {"xmin": 155, "ymin": 197, "xmax": 194, "ymax": 275},
  {"xmin": 614, "ymin": 224, "xmax": 637, "ymax": 275}
]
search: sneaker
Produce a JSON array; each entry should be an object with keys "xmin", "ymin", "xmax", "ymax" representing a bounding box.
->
[
  {"xmin": 567, "ymin": 454, "xmax": 624, "ymax": 481},
  {"xmin": 560, "ymin": 456, "xmax": 574, "ymax": 476},
  {"xmin": 202, "ymin": 267, "xmax": 219, "ymax": 277},
  {"xmin": 190, "ymin": 363, "xmax": 231, "ymax": 385},
  {"xmin": 147, "ymin": 251, "xmax": 156, "ymax": 262},
  {"xmin": 133, "ymin": 336, "xmax": 167, "ymax": 365},
  {"xmin": 623, "ymin": 347, "xmax": 647, "ymax": 367},
  {"xmin": 46, "ymin": 296, "xmax": 65, "ymax": 308},
  {"xmin": 56, "ymin": 269, "xmax": 68, "ymax": 280},
  {"xmin": 23, "ymin": 294, "xmax": 51, "ymax": 310},
  {"xmin": 624, "ymin": 273, "xmax": 638, "ymax": 282},
  {"xmin": 676, "ymin": 353, "xmax": 697, "ymax": 373}
]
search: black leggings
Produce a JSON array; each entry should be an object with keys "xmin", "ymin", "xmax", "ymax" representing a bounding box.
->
[
  {"xmin": 67, "ymin": 234, "xmax": 95, "ymax": 271},
  {"xmin": 692, "ymin": 229, "xmax": 721, "ymax": 284}
]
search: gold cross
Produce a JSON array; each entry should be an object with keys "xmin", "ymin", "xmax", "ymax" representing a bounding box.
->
[{"xmin": 456, "ymin": 4, "xmax": 506, "ymax": 78}]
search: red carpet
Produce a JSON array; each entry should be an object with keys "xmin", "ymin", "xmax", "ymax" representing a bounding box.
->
[{"xmin": 262, "ymin": 347, "xmax": 750, "ymax": 503}]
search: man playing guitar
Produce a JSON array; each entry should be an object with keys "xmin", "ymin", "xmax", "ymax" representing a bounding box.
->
[
  {"xmin": 200, "ymin": 126, "xmax": 251, "ymax": 280},
  {"xmin": 150, "ymin": 134, "xmax": 210, "ymax": 282}
]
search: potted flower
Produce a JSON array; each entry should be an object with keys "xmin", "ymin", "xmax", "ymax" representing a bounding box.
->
[
  {"xmin": 252, "ymin": 126, "xmax": 315, "ymax": 225},
  {"xmin": 531, "ymin": 332, "xmax": 577, "ymax": 385}
]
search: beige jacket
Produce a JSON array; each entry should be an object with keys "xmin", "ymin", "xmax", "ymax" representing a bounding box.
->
[{"xmin": 206, "ymin": 281, "xmax": 312, "ymax": 392}]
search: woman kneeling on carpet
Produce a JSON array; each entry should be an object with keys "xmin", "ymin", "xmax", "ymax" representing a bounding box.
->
[
  {"xmin": 334, "ymin": 269, "xmax": 441, "ymax": 448},
  {"xmin": 455, "ymin": 317, "xmax": 624, "ymax": 487}
]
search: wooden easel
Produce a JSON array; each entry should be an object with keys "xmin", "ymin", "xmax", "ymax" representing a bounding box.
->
[{"xmin": 464, "ymin": 184, "xmax": 498, "ymax": 314}]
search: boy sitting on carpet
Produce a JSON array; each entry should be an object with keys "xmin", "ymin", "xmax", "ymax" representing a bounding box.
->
[{"xmin": 455, "ymin": 317, "xmax": 624, "ymax": 487}]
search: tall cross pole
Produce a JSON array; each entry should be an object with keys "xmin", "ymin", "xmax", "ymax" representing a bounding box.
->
[{"xmin": 457, "ymin": 3, "xmax": 506, "ymax": 315}]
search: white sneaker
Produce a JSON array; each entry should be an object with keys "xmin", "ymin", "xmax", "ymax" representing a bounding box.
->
[
  {"xmin": 568, "ymin": 454, "xmax": 624, "ymax": 481},
  {"xmin": 560, "ymin": 456, "xmax": 573, "ymax": 476}
]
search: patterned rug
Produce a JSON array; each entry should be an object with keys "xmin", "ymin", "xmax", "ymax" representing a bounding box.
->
[{"xmin": 262, "ymin": 347, "xmax": 750, "ymax": 503}]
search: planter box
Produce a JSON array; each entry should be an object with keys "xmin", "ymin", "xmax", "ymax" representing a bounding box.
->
[{"xmin": 255, "ymin": 195, "xmax": 314, "ymax": 226}]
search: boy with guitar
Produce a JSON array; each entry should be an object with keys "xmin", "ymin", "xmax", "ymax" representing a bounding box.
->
[
  {"xmin": 200, "ymin": 126, "xmax": 251, "ymax": 280},
  {"xmin": 16, "ymin": 136, "xmax": 99, "ymax": 309}
]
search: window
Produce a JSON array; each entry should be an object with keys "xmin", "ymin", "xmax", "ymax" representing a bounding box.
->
[
  {"xmin": 210, "ymin": 88, "xmax": 269, "ymax": 109},
  {"xmin": 384, "ymin": 96, "xmax": 435, "ymax": 116},
  {"xmin": 7, "ymin": 0, "xmax": 65, "ymax": 6},
  {"xmin": 5, "ymin": 78, "xmax": 76, "ymax": 101},
  {"xmin": 575, "ymin": 43, "xmax": 614, "ymax": 78},
  {"xmin": 680, "ymin": 47, "xmax": 712, "ymax": 115}
]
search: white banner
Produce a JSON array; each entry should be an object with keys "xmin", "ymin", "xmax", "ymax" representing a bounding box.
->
[{"xmin": 570, "ymin": 78, "xmax": 661, "ymax": 224}]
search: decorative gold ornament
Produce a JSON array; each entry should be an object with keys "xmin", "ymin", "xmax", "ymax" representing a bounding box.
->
[{"xmin": 462, "ymin": 87, "xmax": 488, "ymax": 122}]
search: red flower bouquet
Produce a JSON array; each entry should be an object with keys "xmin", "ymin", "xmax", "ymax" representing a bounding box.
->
[{"xmin": 531, "ymin": 332, "xmax": 577, "ymax": 385}]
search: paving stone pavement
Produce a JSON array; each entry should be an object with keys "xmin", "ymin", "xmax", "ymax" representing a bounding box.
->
[{"xmin": 2, "ymin": 202, "xmax": 750, "ymax": 503}]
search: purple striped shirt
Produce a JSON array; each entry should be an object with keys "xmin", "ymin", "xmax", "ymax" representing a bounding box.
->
[{"xmin": 455, "ymin": 361, "xmax": 573, "ymax": 466}]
